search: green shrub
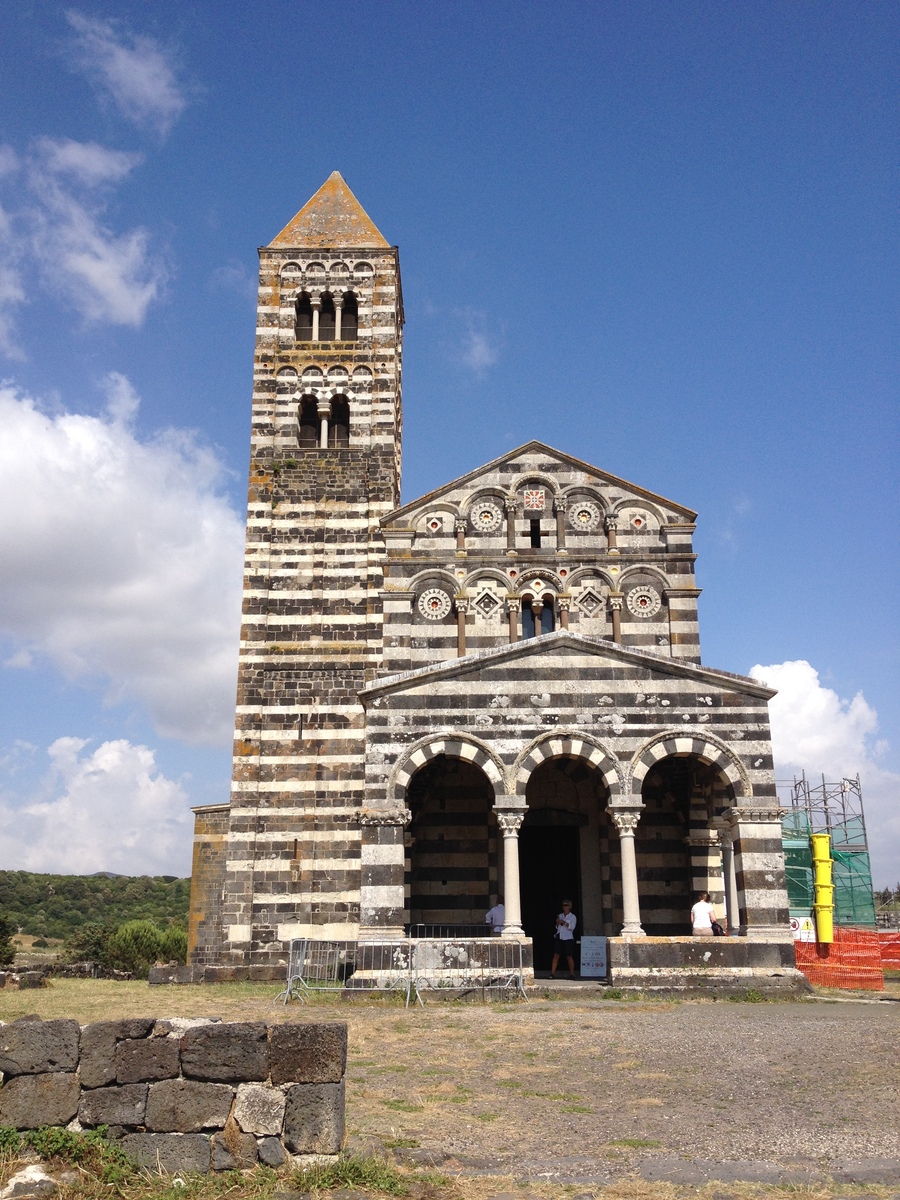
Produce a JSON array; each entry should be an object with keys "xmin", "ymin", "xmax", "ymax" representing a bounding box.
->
[{"xmin": 63, "ymin": 922, "xmax": 113, "ymax": 965}]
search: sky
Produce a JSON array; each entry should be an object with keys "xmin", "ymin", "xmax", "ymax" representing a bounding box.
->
[{"xmin": 0, "ymin": 2, "xmax": 897, "ymax": 885}]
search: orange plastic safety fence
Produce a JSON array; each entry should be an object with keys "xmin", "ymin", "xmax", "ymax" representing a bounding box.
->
[
  {"xmin": 878, "ymin": 930, "xmax": 900, "ymax": 968},
  {"xmin": 794, "ymin": 925, "xmax": 884, "ymax": 991}
]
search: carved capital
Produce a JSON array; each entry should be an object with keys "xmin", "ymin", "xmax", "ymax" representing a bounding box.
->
[
  {"xmin": 316, "ymin": 397, "xmax": 332, "ymax": 419},
  {"xmin": 558, "ymin": 596, "xmax": 571, "ymax": 611},
  {"xmin": 610, "ymin": 808, "xmax": 642, "ymax": 835},
  {"xmin": 362, "ymin": 811, "xmax": 415, "ymax": 830},
  {"xmin": 454, "ymin": 596, "xmax": 469, "ymax": 613},
  {"xmin": 604, "ymin": 516, "xmax": 618, "ymax": 532},
  {"xmin": 728, "ymin": 805, "xmax": 785, "ymax": 825},
  {"xmin": 505, "ymin": 596, "xmax": 520, "ymax": 613},
  {"xmin": 454, "ymin": 519, "xmax": 467, "ymax": 533},
  {"xmin": 608, "ymin": 592, "xmax": 624, "ymax": 611},
  {"xmin": 553, "ymin": 496, "xmax": 568, "ymax": 513},
  {"xmin": 496, "ymin": 810, "xmax": 525, "ymax": 834},
  {"xmin": 504, "ymin": 498, "xmax": 518, "ymax": 513},
  {"xmin": 684, "ymin": 831, "xmax": 720, "ymax": 848}
]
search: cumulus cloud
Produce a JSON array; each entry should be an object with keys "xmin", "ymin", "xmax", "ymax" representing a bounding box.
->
[
  {"xmin": 65, "ymin": 11, "xmax": 188, "ymax": 137},
  {"xmin": 751, "ymin": 660, "xmax": 900, "ymax": 886},
  {"xmin": 0, "ymin": 736, "xmax": 192, "ymax": 875},
  {"xmin": 35, "ymin": 136, "xmax": 142, "ymax": 186},
  {"xmin": 0, "ymin": 378, "xmax": 244, "ymax": 744},
  {"xmin": 458, "ymin": 310, "xmax": 500, "ymax": 373}
]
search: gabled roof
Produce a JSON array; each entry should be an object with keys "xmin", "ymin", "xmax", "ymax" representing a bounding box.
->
[
  {"xmin": 359, "ymin": 630, "xmax": 775, "ymax": 700},
  {"xmin": 268, "ymin": 172, "xmax": 390, "ymax": 249},
  {"xmin": 382, "ymin": 441, "xmax": 697, "ymax": 525}
]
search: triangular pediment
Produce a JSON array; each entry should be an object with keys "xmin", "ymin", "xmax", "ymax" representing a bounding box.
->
[
  {"xmin": 383, "ymin": 441, "xmax": 696, "ymax": 527},
  {"xmin": 269, "ymin": 172, "xmax": 390, "ymax": 249},
  {"xmin": 359, "ymin": 631, "xmax": 774, "ymax": 701}
]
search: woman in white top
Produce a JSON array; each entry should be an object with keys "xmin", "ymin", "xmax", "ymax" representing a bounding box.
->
[
  {"xmin": 550, "ymin": 900, "xmax": 577, "ymax": 978},
  {"xmin": 690, "ymin": 891, "xmax": 716, "ymax": 935}
]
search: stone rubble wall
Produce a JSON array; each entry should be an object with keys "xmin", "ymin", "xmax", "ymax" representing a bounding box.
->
[{"xmin": 0, "ymin": 1016, "xmax": 346, "ymax": 1173}]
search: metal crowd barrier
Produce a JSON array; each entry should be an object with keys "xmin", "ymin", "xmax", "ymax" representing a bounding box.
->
[
  {"xmin": 277, "ymin": 937, "xmax": 527, "ymax": 1006},
  {"xmin": 409, "ymin": 923, "xmax": 493, "ymax": 939}
]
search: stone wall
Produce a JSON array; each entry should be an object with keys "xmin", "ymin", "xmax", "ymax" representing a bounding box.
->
[{"xmin": 0, "ymin": 1016, "xmax": 346, "ymax": 1172}]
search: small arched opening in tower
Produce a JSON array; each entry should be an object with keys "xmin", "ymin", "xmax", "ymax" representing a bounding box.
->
[
  {"xmin": 328, "ymin": 396, "xmax": 350, "ymax": 447},
  {"xmin": 295, "ymin": 292, "xmax": 313, "ymax": 341},
  {"xmin": 341, "ymin": 291, "xmax": 358, "ymax": 341},
  {"xmin": 298, "ymin": 396, "xmax": 318, "ymax": 447},
  {"xmin": 319, "ymin": 292, "xmax": 336, "ymax": 341}
]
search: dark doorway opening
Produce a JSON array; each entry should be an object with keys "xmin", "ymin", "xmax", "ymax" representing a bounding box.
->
[{"xmin": 519, "ymin": 824, "xmax": 581, "ymax": 971}]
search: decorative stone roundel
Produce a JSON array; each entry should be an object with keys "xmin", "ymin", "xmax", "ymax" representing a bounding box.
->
[
  {"xmin": 417, "ymin": 588, "xmax": 452, "ymax": 620},
  {"xmin": 569, "ymin": 501, "xmax": 601, "ymax": 532},
  {"xmin": 627, "ymin": 586, "xmax": 662, "ymax": 618},
  {"xmin": 469, "ymin": 501, "xmax": 503, "ymax": 534}
]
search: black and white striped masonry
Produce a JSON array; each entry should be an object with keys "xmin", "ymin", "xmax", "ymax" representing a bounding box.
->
[{"xmin": 187, "ymin": 174, "xmax": 799, "ymax": 990}]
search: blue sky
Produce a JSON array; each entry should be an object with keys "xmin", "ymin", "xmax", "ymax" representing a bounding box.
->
[{"xmin": 0, "ymin": 2, "xmax": 897, "ymax": 883}]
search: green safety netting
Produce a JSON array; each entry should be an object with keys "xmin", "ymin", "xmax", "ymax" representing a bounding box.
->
[{"xmin": 780, "ymin": 813, "xmax": 876, "ymax": 927}]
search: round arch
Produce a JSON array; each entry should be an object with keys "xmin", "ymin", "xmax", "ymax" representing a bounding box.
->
[
  {"xmin": 389, "ymin": 734, "xmax": 505, "ymax": 805},
  {"xmin": 628, "ymin": 731, "xmax": 750, "ymax": 800},
  {"xmin": 513, "ymin": 731, "xmax": 622, "ymax": 800}
]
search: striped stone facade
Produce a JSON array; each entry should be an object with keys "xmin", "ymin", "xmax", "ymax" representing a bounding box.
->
[{"xmin": 188, "ymin": 174, "xmax": 793, "ymax": 974}]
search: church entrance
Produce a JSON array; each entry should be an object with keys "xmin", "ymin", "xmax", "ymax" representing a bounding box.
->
[
  {"xmin": 405, "ymin": 755, "xmax": 496, "ymax": 931},
  {"xmin": 519, "ymin": 823, "xmax": 581, "ymax": 971}
]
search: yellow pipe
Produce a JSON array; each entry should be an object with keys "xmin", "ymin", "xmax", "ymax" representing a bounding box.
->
[{"xmin": 810, "ymin": 832, "xmax": 834, "ymax": 944}]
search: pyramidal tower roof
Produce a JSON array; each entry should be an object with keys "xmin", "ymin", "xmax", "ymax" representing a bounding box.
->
[{"xmin": 268, "ymin": 171, "xmax": 390, "ymax": 249}]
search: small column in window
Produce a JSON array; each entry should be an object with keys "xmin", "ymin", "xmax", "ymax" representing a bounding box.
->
[
  {"xmin": 605, "ymin": 515, "xmax": 619, "ymax": 554},
  {"xmin": 311, "ymin": 297, "xmax": 321, "ymax": 342},
  {"xmin": 454, "ymin": 519, "xmax": 467, "ymax": 555},
  {"xmin": 334, "ymin": 295, "xmax": 343, "ymax": 340},
  {"xmin": 316, "ymin": 398, "xmax": 332, "ymax": 449},
  {"xmin": 505, "ymin": 596, "xmax": 519, "ymax": 643},
  {"xmin": 504, "ymin": 499, "xmax": 517, "ymax": 555},
  {"xmin": 558, "ymin": 596, "xmax": 570, "ymax": 629},
  {"xmin": 554, "ymin": 496, "xmax": 568, "ymax": 554}
]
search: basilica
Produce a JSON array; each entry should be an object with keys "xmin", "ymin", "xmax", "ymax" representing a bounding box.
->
[{"xmin": 187, "ymin": 173, "xmax": 799, "ymax": 988}]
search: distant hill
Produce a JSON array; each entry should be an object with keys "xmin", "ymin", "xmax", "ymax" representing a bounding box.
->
[{"xmin": 0, "ymin": 871, "xmax": 190, "ymax": 939}]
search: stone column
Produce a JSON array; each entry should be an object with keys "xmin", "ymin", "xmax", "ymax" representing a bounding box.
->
[
  {"xmin": 506, "ymin": 596, "xmax": 519, "ymax": 643},
  {"xmin": 611, "ymin": 809, "xmax": 645, "ymax": 936},
  {"xmin": 334, "ymin": 295, "xmax": 343, "ymax": 340},
  {"xmin": 554, "ymin": 496, "xmax": 568, "ymax": 554},
  {"xmin": 558, "ymin": 596, "xmax": 570, "ymax": 630},
  {"xmin": 725, "ymin": 805, "xmax": 792, "ymax": 940},
  {"xmin": 311, "ymin": 297, "xmax": 321, "ymax": 343},
  {"xmin": 317, "ymin": 398, "xmax": 331, "ymax": 449},
  {"xmin": 605, "ymin": 515, "xmax": 619, "ymax": 554},
  {"xmin": 455, "ymin": 596, "xmax": 468, "ymax": 657},
  {"xmin": 505, "ymin": 498, "xmax": 517, "ymax": 555},
  {"xmin": 531, "ymin": 597, "xmax": 543, "ymax": 636},
  {"xmin": 454, "ymin": 519, "xmax": 467, "ymax": 555},
  {"xmin": 608, "ymin": 592, "xmax": 624, "ymax": 643},
  {"xmin": 717, "ymin": 823, "xmax": 740, "ymax": 936},
  {"xmin": 494, "ymin": 804, "xmax": 526, "ymax": 936},
  {"xmin": 358, "ymin": 808, "xmax": 411, "ymax": 940}
]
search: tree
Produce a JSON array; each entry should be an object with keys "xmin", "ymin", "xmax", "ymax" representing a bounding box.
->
[{"xmin": 0, "ymin": 915, "xmax": 16, "ymax": 966}]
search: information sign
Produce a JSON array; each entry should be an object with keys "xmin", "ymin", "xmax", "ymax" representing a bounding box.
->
[{"xmin": 579, "ymin": 936, "xmax": 608, "ymax": 978}]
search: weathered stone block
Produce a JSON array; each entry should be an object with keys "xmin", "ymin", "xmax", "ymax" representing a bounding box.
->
[
  {"xmin": 145, "ymin": 1078, "xmax": 234, "ymax": 1132},
  {"xmin": 181, "ymin": 1022, "xmax": 268, "ymax": 1082},
  {"xmin": 233, "ymin": 1082, "xmax": 285, "ymax": 1135},
  {"xmin": 0, "ymin": 1072, "xmax": 80, "ymax": 1129},
  {"xmin": 269, "ymin": 1023, "xmax": 347, "ymax": 1084},
  {"xmin": 115, "ymin": 1036, "xmax": 180, "ymax": 1083},
  {"xmin": 0, "ymin": 1019, "xmax": 79, "ymax": 1076},
  {"xmin": 257, "ymin": 1136, "xmax": 287, "ymax": 1167},
  {"xmin": 211, "ymin": 1128, "xmax": 258, "ymax": 1170},
  {"xmin": 282, "ymin": 1081, "xmax": 345, "ymax": 1153},
  {"xmin": 120, "ymin": 1133, "xmax": 211, "ymax": 1173},
  {"xmin": 80, "ymin": 1019, "xmax": 155, "ymax": 1088},
  {"xmin": 78, "ymin": 1083, "xmax": 148, "ymax": 1128}
]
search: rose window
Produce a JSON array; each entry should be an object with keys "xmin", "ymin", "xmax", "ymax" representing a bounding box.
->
[
  {"xmin": 626, "ymin": 586, "xmax": 661, "ymax": 617},
  {"xmin": 469, "ymin": 501, "xmax": 503, "ymax": 534},
  {"xmin": 569, "ymin": 501, "xmax": 601, "ymax": 532},
  {"xmin": 417, "ymin": 588, "xmax": 452, "ymax": 620}
]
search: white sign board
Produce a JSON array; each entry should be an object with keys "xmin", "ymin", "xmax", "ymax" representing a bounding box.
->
[
  {"xmin": 790, "ymin": 916, "xmax": 816, "ymax": 942},
  {"xmin": 579, "ymin": 936, "xmax": 608, "ymax": 978}
]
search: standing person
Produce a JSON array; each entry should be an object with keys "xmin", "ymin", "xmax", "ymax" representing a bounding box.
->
[
  {"xmin": 550, "ymin": 899, "xmax": 577, "ymax": 978},
  {"xmin": 485, "ymin": 894, "xmax": 505, "ymax": 935},
  {"xmin": 690, "ymin": 891, "xmax": 716, "ymax": 935}
]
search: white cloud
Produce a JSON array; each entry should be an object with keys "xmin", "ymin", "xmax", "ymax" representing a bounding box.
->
[
  {"xmin": 0, "ymin": 736, "xmax": 192, "ymax": 875},
  {"xmin": 458, "ymin": 310, "xmax": 500, "ymax": 372},
  {"xmin": 66, "ymin": 11, "xmax": 188, "ymax": 137},
  {"xmin": 0, "ymin": 378, "xmax": 244, "ymax": 745},
  {"xmin": 751, "ymin": 660, "xmax": 900, "ymax": 886},
  {"xmin": 35, "ymin": 136, "xmax": 142, "ymax": 187}
]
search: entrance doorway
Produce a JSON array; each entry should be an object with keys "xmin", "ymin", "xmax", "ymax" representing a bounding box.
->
[{"xmin": 519, "ymin": 824, "xmax": 581, "ymax": 971}]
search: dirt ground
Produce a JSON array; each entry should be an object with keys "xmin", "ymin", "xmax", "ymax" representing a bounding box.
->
[{"xmin": 2, "ymin": 979, "xmax": 898, "ymax": 1186}]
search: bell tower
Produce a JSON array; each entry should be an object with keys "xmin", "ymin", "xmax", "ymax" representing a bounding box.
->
[{"xmin": 200, "ymin": 173, "xmax": 403, "ymax": 966}]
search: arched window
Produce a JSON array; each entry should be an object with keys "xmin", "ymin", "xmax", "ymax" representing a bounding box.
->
[
  {"xmin": 295, "ymin": 292, "xmax": 313, "ymax": 341},
  {"xmin": 298, "ymin": 397, "xmax": 318, "ymax": 447},
  {"xmin": 319, "ymin": 292, "xmax": 336, "ymax": 341},
  {"xmin": 540, "ymin": 594, "xmax": 555, "ymax": 634},
  {"xmin": 328, "ymin": 396, "xmax": 350, "ymax": 447},
  {"xmin": 341, "ymin": 291, "xmax": 358, "ymax": 341},
  {"xmin": 521, "ymin": 597, "xmax": 536, "ymax": 639}
]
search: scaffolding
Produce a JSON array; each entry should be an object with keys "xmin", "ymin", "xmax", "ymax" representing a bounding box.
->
[{"xmin": 779, "ymin": 773, "xmax": 876, "ymax": 928}]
